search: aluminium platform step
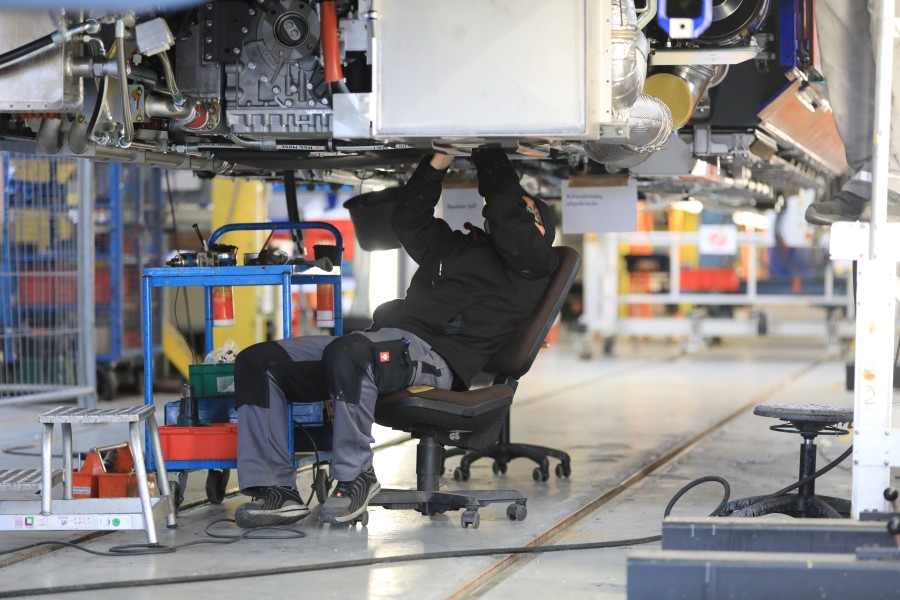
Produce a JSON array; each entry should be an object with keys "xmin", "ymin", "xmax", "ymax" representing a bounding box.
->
[
  {"xmin": 0, "ymin": 469, "xmax": 63, "ymax": 491},
  {"xmin": 39, "ymin": 405, "xmax": 154, "ymax": 424}
]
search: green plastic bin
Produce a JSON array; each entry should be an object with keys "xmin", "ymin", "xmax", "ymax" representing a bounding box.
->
[{"xmin": 188, "ymin": 363, "xmax": 235, "ymax": 397}]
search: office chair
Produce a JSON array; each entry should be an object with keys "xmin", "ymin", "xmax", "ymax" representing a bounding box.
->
[{"xmin": 369, "ymin": 247, "xmax": 580, "ymax": 528}]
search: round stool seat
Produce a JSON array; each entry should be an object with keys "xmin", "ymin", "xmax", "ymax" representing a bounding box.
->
[{"xmin": 754, "ymin": 403, "xmax": 853, "ymax": 436}]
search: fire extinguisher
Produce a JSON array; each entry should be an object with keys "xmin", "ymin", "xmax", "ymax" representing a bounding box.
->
[
  {"xmin": 212, "ymin": 286, "xmax": 235, "ymax": 327},
  {"xmin": 314, "ymin": 244, "xmax": 337, "ymax": 328},
  {"xmin": 316, "ymin": 283, "xmax": 334, "ymax": 328}
]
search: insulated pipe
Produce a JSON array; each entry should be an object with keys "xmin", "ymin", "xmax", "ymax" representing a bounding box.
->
[
  {"xmin": 610, "ymin": 0, "xmax": 648, "ymax": 111},
  {"xmin": 583, "ymin": 94, "xmax": 673, "ymax": 168}
]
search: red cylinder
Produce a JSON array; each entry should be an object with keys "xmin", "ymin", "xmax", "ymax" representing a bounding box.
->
[
  {"xmin": 316, "ymin": 284, "xmax": 334, "ymax": 327},
  {"xmin": 320, "ymin": 0, "xmax": 343, "ymax": 83},
  {"xmin": 213, "ymin": 286, "xmax": 235, "ymax": 327}
]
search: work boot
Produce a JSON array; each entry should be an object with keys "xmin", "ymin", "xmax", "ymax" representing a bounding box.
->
[
  {"xmin": 234, "ymin": 486, "xmax": 310, "ymax": 528},
  {"xmin": 471, "ymin": 147, "xmax": 522, "ymax": 198},
  {"xmin": 319, "ymin": 467, "xmax": 381, "ymax": 524},
  {"xmin": 805, "ymin": 189, "xmax": 900, "ymax": 225}
]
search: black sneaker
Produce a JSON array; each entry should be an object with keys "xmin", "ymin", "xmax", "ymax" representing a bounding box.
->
[
  {"xmin": 319, "ymin": 467, "xmax": 381, "ymax": 524},
  {"xmin": 805, "ymin": 190, "xmax": 869, "ymax": 225},
  {"xmin": 234, "ymin": 486, "xmax": 310, "ymax": 528},
  {"xmin": 805, "ymin": 189, "xmax": 900, "ymax": 225}
]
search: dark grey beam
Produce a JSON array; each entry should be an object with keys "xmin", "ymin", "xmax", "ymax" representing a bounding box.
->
[
  {"xmin": 662, "ymin": 516, "xmax": 896, "ymax": 553},
  {"xmin": 628, "ymin": 550, "xmax": 900, "ymax": 600}
]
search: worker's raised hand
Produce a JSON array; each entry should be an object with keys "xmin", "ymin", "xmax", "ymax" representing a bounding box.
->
[
  {"xmin": 430, "ymin": 153, "xmax": 453, "ymax": 171},
  {"xmin": 471, "ymin": 147, "xmax": 521, "ymax": 199}
]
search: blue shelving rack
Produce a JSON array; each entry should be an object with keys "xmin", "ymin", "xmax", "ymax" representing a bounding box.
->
[
  {"xmin": 94, "ymin": 163, "xmax": 163, "ymax": 399},
  {"xmin": 141, "ymin": 221, "xmax": 342, "ymax": 505}
]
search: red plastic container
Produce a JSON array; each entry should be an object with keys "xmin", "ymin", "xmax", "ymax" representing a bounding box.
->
[
  {"xmin": 158, "ymin": 423, "xmax": 238, "ymax": 461},
  {"xmin": 679, "ymin": 268, "xmax": 740, "ymax": 292}
]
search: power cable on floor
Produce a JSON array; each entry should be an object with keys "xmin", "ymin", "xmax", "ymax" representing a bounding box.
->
[
  {"xmin": 0, "ymin": 519, "xmax": 304, "ymax": 560},
  {"xmin": 0, "ymin": 444, "xmax": 854, "ymax": 598}
]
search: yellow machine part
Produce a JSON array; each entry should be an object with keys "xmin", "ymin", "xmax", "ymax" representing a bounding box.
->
[{"xmin": 643, "ymin": 73, "xmax": 694, "ymax": 129}]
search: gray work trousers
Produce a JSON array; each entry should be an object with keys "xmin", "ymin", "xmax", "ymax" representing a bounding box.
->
[
  {"xmin": 816, "ymin": 0, "xmax": 900, "ymax": 195},
  {"xmin": 236, "ymin": 328, "xmax": 453, "ymax": 491}
]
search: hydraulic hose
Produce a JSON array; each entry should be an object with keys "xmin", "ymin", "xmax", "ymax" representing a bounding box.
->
[
  {"xmin": 0, "ymin": 34, "xmax": 54, "ymax": 68},
  {"xmin": 0, "ymin": 19, "xmax": 100, "ymax": 71}
]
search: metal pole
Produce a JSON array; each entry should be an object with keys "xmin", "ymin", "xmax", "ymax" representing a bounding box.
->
[
  {"xmin": 76, "ymin": 160, "xmax": 97, "ymax": 408},
  {"xmin": 868, "ymin": 0, "xmax": 896, "ymax": 255},
  {"xmin": 851, "ymin": 0, "xmax": 897, "ymax": 516}
]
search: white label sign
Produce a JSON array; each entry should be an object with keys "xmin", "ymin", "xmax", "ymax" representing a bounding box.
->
[
  {"xmin": 440, "ymin": 188, "xmax": 484, "ymax": 232},
  {"xmin": 698, "ymin": 224, "xmax": 738, "ymax": 255},
  {"xmin": 561, "ymin": 178, "xmax": 638, "ymax": 234}
]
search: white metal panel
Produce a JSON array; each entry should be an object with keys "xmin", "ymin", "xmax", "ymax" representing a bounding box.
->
[
  {"xmin": 372, "ymin": 0, "xmax": 607, "ymax": 137},
  {"xmin": 0, "ymin": 11, "xmax": 82, "ymax": 111}
]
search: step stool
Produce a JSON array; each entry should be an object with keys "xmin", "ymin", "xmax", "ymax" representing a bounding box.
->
[{"xmin": 0, "ymin": 406, "xmax": 176, "ymax": 545}]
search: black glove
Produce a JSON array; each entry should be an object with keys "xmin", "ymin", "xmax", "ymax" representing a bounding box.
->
[{"xmin": 471, "ymin": 147, "xmax": 522, "ymax": 198}]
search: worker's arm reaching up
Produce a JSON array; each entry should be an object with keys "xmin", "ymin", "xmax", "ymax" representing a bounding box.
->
[{"xmin": 391, "ymin": 154, "xmax": 457, "ymax": 266}]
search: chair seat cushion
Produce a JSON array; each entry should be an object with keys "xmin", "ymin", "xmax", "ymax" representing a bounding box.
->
[{"xmin": 375, "ymin": 384, "xmax": 514, "ymax": 433}]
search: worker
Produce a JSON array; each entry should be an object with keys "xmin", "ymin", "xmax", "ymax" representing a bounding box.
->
[
  {"xmin": 804, "ymin": 0, "xmax": 900, "ymax": 224},
  {"xmin": 232, "ymin": 148, "xmax": 558, "ymax": 527}
]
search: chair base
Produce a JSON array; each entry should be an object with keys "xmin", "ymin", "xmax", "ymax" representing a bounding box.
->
[
  {"xmin": 445, "ymin": 442, "xmax": 572, "ymax": 482},
  {"xmin": 368, "ymin": 435, "xmax": 528, "ymax": 528},
  {"xmin": 721, "ymin": 493, "xmax": 851, "ymax": 518},
  {"xmin": 371, "ymin": 488, "xmax": 526, "ymax": 517}
]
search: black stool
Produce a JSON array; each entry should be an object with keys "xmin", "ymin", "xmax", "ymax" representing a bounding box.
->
[{"xmin": 720, "ymin": 404, "xmax": 853, "ymax": 519}]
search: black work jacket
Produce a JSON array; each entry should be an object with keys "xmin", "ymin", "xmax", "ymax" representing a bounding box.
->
[{"xmin": 371, "ymin": 157, "xmax": 558, "ymax": 388}]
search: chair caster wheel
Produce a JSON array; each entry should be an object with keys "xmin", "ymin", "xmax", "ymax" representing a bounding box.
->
[
  {"xmin": 314, "ymin": 467, "xmax": 332, "ymax": 505},
  {"xmin": 533, "ymin": 467, "xmax": 549, "ymax": 482},
  {"xmin": 506, "ymin": 503, "xmax": 527, "ymax": 521},
  {"xmin": 492, "ymin": 460, "xmax": 507, "ymax": 475},
  {"xmin": 454, "ymin": 467, "xmax": 469, "ymax": 481},
  {"xmin": 555, "ymin": 463, "xmax": 571, "ymax": 478},
  {"xmin": 169, "ymin": 480, "xmax": 183, "ymax": 511},
  {"xmin": 352, "ymin": 510, "xmax": 369, "ymax": 527},
  {"xmin": 461, "ymin": 510, "xmax": 480, "ymax": 529},
  {"xmin": 205, "ymin": 469, "xmax": 229, "ymax": 504}
]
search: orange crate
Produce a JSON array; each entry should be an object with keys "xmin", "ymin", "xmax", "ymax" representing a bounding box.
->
[
  {"xmin": 158, "ymin": 423, "xmax": 238, "ymax": 461},
  {"xmin": 680, "ymin": 268, "xmax": 740, "ymax": 292}
]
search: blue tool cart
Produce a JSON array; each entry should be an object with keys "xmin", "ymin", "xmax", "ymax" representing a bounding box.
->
[
  {"xmin": 141, "ymin": 222, "xmax": 343, "ymax": 507},
  {"xmin": 94, "ymin": 163, "xmax": 164, "ymax": 399}
]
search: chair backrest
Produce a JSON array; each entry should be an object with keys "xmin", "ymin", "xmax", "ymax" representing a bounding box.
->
[{"xmin": 482, "ymin": 246, "xmax": 581, "ymax": 380}]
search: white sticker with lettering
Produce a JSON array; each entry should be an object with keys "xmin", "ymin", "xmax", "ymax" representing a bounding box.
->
[
  {"xmin": 561, "ymin": 178, "xmax": 638, "ymax": 233},
  {"xmin": 440, "ymin": 188, "xmax": 484, "ymax": 233}
]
